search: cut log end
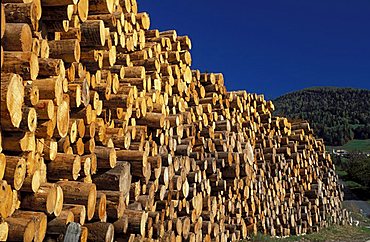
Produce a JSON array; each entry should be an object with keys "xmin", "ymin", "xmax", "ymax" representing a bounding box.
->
[
  {"xmin": 2, "ymin": 73, "xmax": 24, "ymax": 128},
  {"xmin": 87, "ymin": 185, "xmax": 97, "ymax": 220},
  {"xmin": 56, "ymin": 100, "xmax": 70, "ymax": 138}
]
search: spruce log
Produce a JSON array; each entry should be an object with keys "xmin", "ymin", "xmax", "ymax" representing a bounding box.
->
[
  {"xmin": 94, "ymin": 162, "xmax": 131, "ymax": 195},
  {"xmin": 3, "ymin": 2, "xmax": 40, "ymax": 31},
  {"xmin": 84, "ymin": 222, "xmax": 114, "ymax": 242},
  {"xmin": 0, "ymin": 180, "xmax": 13, "ymax": 218},
  {"xmin": 46, "ymin": 210, "xmax": 74, "ymax": 235},
  {"xmin": 48, "ymin": 39, "xmax": 80, "ymax": 63},
  {"xmin": 4, "ymin": 216, "xmax": 35, "ymax": 242},
  {"xmin": 2, "ymin": 23, "xmax": 32, "ymax": 52},
  {"xmin": 99, "ymin": 190, "xmax": 125, "ymax": 220},
  {"xmin": 41, "ymin": 0, "xmax": 78, "ymax": 6},
  {"xmin": 1, "ymin": 107, "xmax": 37, "ymax": 132},
  {"xmin": 24, "ymin": 83, "xmax": 39, "ymax": 106},
  {"xmin": 20, "ymin": 182, "xmax": 58, "ymax": 215},
  {"xmin": 0, "ymin": 73, "xmax": 24, "ymax": 128},
  {"xmin": 80, "ymin": 20, "xmax": 106, "ymax": 47},
  {"xmin": 42, "ymin": 5, "xmax": 74, "ymax": 21},
  {"xmin": 2, "ymin": 51, "xmax": 39, "ymax": 80},
  {"xmin": 38, "ymin": 58, "xmax": 65, "ymax": 78},
  {"xmin": 57, "ymin": 181, "xmax": 97, "ymax": 221},
  {"xmin": 3, "ymin": 156, "xmax": 26, "ymax": 190},
  {"xmin": 32, "ymin": 77, "xmax": 63, "ymax": 105},
  {"xmin": 47, "ymin": 153, "xmax": 81, "ymax": 181},
  {"xmin": 56, "ymin": 99, "xmax": 70, "ymax": 138},
  {"xmin": 123, "ymin": 209, "xmax": 147, "ymax": 236},
  {"xmin": 12, "ymin": 210, "xmax": 47, "ymax": 242},
  {"xmin": 63, "ymin": 204, "xmax": 86, "ymax": 225},
  {"xmin": 88, "ymin": 0, "xmax": 115, "ymax": 14}
]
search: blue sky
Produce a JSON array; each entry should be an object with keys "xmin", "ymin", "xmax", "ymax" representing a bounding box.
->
[{"xmin": 139, "ymin": 0, "xmax": 370, "ymax": 99}]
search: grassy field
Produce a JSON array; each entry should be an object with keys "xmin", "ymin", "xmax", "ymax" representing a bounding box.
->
[{"xmin": 327, "ymin": 139, "xmax": 370, "ymax": 152}]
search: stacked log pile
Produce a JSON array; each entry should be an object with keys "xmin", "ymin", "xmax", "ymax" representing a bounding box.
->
[{"xmin": 0, "ymin": 0, "xmax": 350, "ymax": 241}]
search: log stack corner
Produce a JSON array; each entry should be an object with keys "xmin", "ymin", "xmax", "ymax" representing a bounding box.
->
[{"xmin": 0, "ymin": 0, "xmax": 351, "ymax": 241}]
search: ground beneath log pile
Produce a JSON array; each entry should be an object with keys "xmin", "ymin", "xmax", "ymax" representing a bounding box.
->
[{"xmin": 249, "ymin": 224, "xmax": 370, "ymax": 241}]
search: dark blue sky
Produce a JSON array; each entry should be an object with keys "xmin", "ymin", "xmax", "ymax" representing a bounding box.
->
[{"xmin": 139, "ymin": 0, "xmax": 370, "ymax": 99}]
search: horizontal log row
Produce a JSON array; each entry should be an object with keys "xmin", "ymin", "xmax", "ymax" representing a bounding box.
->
[{"xmin": 0, "ymin": 0, "xmax": 350, "ymax": 241}]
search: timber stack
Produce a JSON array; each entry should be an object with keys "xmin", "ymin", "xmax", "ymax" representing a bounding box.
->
[{"xmin": 0, "ymin": 0, "xmax": 351, "ymax": 241}]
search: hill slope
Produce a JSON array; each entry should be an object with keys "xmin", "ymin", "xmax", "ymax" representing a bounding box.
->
[{"xmin": 273, "ymin": 87, "xmax": 370, "ymax": 146}]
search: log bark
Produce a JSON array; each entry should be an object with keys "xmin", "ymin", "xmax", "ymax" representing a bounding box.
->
[
  {"xmin": 48, "ymin": 39, "xmax": 80, "ymax": 63},
  {"xmin": 41, "ymin": 0, "xmax": 78, "ymax": 6},
  {"xmin": 3, "ymin": 156, "xmax": 26, "ymax": 190},
  {"xmin": 94, "ymin": 146, "xmax": 117, "ymax": 169},
  {"xmin": 3, "ymin": 2, "xmax": 40, "ymax": 31},
  {"xmin": 5, "ymin": 215, "xmax": 35, "ymax": 242},
  {"xmin": 80, "ymin": 20, "xmax": 106, "ymax": 47},
  {"xmin": 2, "ymin": 23, "xmax": 32, "ymax": 52},
  {"xmin": 47, "ymin": 153, "xmax": 81, "ymax": 181},
  {"xmin": 24, "ymin": 83, "xmax": 39, "ymax": 106},
  {"xmin": 46, "ymin": 210, "xmax": 74, "ymax": 235},
  {"xmin": 42, "ymin": 5, "xmax": 74, "ymax": 21},
  {"xmin": 124, "ymin": 209, "xmax": 147, "ymax": 236},
  {"xmin": 38, "ymin": 58, "xmax": 65, "ymax": 78},
  {"xmin": 32, "ymin": 76, "xmax": 63, "ymax": 105},
  {"xmin": 63, "ymin": 204, "xmax": 86, "ymax": 225},
  {"xmin": 2, "ymin": 107, "xmax": 37, "ymax": 132},
  {"xmin": 84, "ymin": 222, "xmax": 114, "ymax": 242},
  {"xmin": 57, "ymin": 181, "xmax": 97, "ymax": 221},
  {"xmin": 88, "ymin": 0, "xmax": 115, "ymax": 14},
  {"xmin": 99, "ymin": 190, "xmax": 126, "ymax": 220},
  {"xmin": 2, "ymin": 51, "xmax": 39, "ymax": 80},
  {"xmin": 12, "ymin": 210, "xmax": 47, "ymax": 242},
  {"xmin": 20, "ymin": 182, "xmax": 58, "ymax": 215},
  {"xmin": 94, "ymin": 162, "xmax": 131, "ymax": 195}
]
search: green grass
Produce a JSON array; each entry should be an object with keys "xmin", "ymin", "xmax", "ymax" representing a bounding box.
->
[
  {"xmin": 342, "ymin": 139, "xmax": 370, "ymax": 152},
  {"xmin": 345, "ymin": 180, "xmax": 365, "ymax": 189},
  {"xmin": 335, "ymin": 168, "xmax": 348, "ymax": 177},
  {"xmin": 327, "ymin": 139, "xmax": 370, "ymax": 153}
]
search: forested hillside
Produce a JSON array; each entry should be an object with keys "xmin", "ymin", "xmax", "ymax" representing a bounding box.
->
[{"xmin": 274, "ymin": 87, "xmax": 370, "ymax": 146}]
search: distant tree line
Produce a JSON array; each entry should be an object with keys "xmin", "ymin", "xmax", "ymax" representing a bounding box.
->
[
  {"xmin": 333, "ymin": 153, "xmax": 370, "ymax": 193},
  {"xmin": 273, "ymin": 87, "xmax": 370, "ymax": 146}
]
